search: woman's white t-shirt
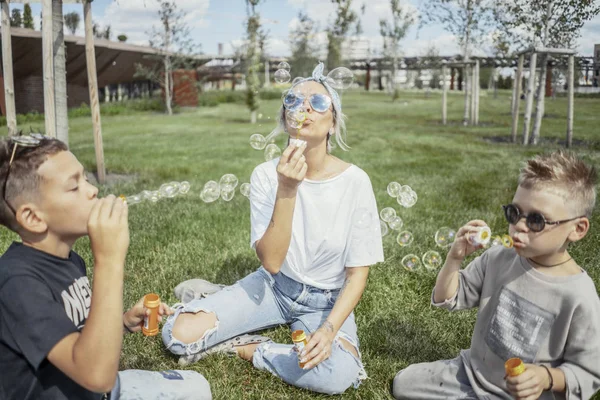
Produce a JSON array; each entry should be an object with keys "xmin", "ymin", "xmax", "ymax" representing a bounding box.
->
[{"xmin": 250, "ymin": 159, "xmax": 384, "ymax": 289}]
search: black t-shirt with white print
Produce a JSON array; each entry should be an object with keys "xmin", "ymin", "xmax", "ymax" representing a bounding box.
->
[{"xmin": 0, "ymin": 242, "xmax": 102, "ymax": 400}]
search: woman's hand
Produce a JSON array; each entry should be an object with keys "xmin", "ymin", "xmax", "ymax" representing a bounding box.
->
[
  {"xmin": 276, "ymin": 142, "xmax": 307, "ymax": 193},
  {"xmin": 122, "ymin": 296, "xmax": 173, "ymax": 333},
  {"xmin": 300, "ymin": 321, "xmax": 335, "ymax": 369},
  {"xmin": 505, "ymin": 364, "xmax": 551, "ymax": 400}
]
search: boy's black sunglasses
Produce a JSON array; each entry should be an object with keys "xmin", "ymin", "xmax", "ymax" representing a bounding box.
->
[
  {"xmin": 3, "ymin": 134, "xmax": 50, "ymax": 214},
  {"xmin": 502, "ymin": 203, "xmax": 584, "ymax": 233}
]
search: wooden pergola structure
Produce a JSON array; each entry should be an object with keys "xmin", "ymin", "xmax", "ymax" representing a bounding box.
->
[
  {"xmin": 440, "ymin": 59, "xmax": 480, "ymax": 126},
  {"xmin": 1, "ymin": 0, "xmax": 106, "ymax": 182},
  {"xmin": 511, "ymin": 46, "xmax": 576, "ymax": 147}
]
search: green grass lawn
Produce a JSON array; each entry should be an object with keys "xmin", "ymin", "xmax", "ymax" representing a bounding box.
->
[{"xmin": 2, "ymin": 88, "xmax": 599, "ymax": 399}]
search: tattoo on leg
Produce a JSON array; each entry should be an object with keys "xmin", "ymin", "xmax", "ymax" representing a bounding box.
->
[{"xmin": 269, "ymin": 217, "xmax": 275, "ymax": 228}]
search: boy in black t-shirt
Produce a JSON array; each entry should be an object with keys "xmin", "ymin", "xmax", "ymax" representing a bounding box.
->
[{"xmin": 0, "ymin": 136, "xmax": 211, "ymax": 400}]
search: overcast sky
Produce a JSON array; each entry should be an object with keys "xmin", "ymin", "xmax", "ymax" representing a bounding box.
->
[{"xmin": 8, "ymin": 0, "xmax": 600, "ymax": 59}]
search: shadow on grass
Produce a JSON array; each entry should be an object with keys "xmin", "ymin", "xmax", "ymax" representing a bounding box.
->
[{"xmin": 214, "ymin": 252, "xmax": 262, "ymax": 286}]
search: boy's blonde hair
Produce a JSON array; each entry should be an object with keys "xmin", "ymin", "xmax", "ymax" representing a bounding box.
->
[{"xmin": 518, "ymin": 150, "xmax": 597, "ymax": 218}]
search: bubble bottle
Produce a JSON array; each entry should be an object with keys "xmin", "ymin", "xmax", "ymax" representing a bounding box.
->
[
  {"xmin": 142, "ymin": 293, "xmax": 161, "ymax": 336},
  {"xmin": 291, "ymin": 329, "xmax": 309, "ymax": 368},
  {"xmin": 505, "ymin": 357, "xmax": 526, "ymax": 377}
]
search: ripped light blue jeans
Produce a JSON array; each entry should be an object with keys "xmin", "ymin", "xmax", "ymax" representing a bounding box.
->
[{"xmin": 162, "ymin": 268, "xmax": 366, "ymax": 395}]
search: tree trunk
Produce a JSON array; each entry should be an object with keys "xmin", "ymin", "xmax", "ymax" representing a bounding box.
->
[
  {"xmin": 164, "ymin": 56, "xmax": 172, "ymax": 116},
  {"xmin": 530, "ymin": 54, "xmax": 547, "ymax": 145},
  {"xmin": 530, "ymin": 0, "xmax": 552, "ymax": 145},
  {"xmin": 463, "ymin": 66, "xmax": 470, "ymax": 126},
  {"xmin": 53, "ymin": 0, "xmax": 68, "ymax": 145}
]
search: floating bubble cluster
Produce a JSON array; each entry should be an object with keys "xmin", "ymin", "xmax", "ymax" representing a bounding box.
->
[
  {"xmin": 387, "ymin": 181, "xmax": 418, "ymax": 208},
  {"xmin": 435, "ymin": 227, "xmax": 456, "ymax": 248},
  {"xmin": 120, "ymin": 181, "xmax": 191, "ymax": 205},
  {"xmin": 200, "ymin": 180, "xmax": 220, "ymax": 203},
  {"xmin": 249, "ymin": 133, "xmax": 267, "ymax": 150}
]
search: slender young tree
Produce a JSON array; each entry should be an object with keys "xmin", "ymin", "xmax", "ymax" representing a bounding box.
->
[
  {"xmin": 135, "ymin": 0, "xmax": 199, "ymax": 115},
  {"xmin": 23, "ymin": 4, "xmax": 34, "ymax": 29},
  {"xmin": 64, "ymin": 11, "xmax": 80, "ymax": 35},
  {"xmin": 496, "ymin": 0, "xmax": 600, "ymax": 144},
  {"xmin": 419, "ymin": 0, "xmax": 495, "ymax": 125},
  {"xmin": 10, "ymin": 9, "xmax": 23, "ymax": 27},
  {"xmin": 245, "ymin": 0, "xmax": 262, "ymax": 123},
  {"xmin": 326, "ymin": 0, "xmax": 361, "ymax": 70},
  {"xmin": 380, "ymin": 0, "xmax": 414, "ymax": 100},
  {"xmin": 289, "ymin": 12, "xmax": 319, "ymax": 78}
]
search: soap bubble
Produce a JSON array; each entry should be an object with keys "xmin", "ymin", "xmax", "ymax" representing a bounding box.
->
[
  {"xmin": 401, "ymin": 254, "xmax": 421, "ymax": 272},
  {"xmin": 141, "ymin": 190, "xmax": 153, "ymax": 200},
  {"xmin": 387, "ymin": 182, "xmax": 401, "ymax": 198},
  {"xmin": 490, "ymin": 235, "xmax": 503, "ymax": 247},
  {"xmin": 379, "ymin": 207, "xmax": 396, "ymax": 222},
  {"xmin": 159, "ymin": 182, "xmax": 179, "ymax": 198},
  {"xmin": 353, "ymin": 208, "xmax": 372, "ymax": 230},
  {"xmin": 240, "ymin": 183, "xmax": 251, "ymax": 197},
  {"xmin": 219, "ymin": 174, "xmax": 238, "ymax": 191},
  {"xmin": 200, "ymin": 181, "xmax": 220, "ymax": 203},
  {"xmin": 396, "ymin": 231, "xmax": 414, "ymax": 246},
  {"xmin": 388, "ymin": 216, "xmax": 404, "ymax": 231},
  {"xmin": 422, "ymin": 250, "xmax": 443, "ymax": 270},
  {"xmin": 125, "ymin": 194, "xmax": 142, "ymax": 205},
  {"xmin": 397, "ymin": 185, "xmax": 417, "ymax": 208},
  {"xmin": 274, "ymin": 69, "xmax": 291, "ymax": 84},
  {"xmin": 326, "ymin": 67, "xmax": 354, "ymax": 89},
  {"xmin": 435, "ymin": 227, "xmax": 456, "ymax": 248},
  {"xmin": 286, "ymin": 109, "xmax": 306, "ymax": 129},
  {"xmin": 148, "ymin": 191, "xmax": 161, "ymax": 203},
  {"xmin": 250, "ymin": 134, "xmax": 267, "ymax": 150},
  {"xmin": 380, "ymin": 220, "xmax": 389, "ymax": 237},
  {"xmin": 178, "ymin": 181, "xmax": 191, "ymax": 194},
  {"xmin": 501, "ymin": 234, "xmax": 513, "ymax": 248},
  {"xmin": 277, "ymin": 61, "xmax": 291, "ymax": 71},
  {"xmin": 264, "ymin": 144, "xmax": 281, "ymax": 161},
  {"xmin": 221, "ymin": 188, "xmax": 235, "ymax": 202}
]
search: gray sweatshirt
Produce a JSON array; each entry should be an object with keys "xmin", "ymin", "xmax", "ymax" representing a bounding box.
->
[{"xmin": 433, "ymin": 245, "xmax": 600, "ymax": 400}]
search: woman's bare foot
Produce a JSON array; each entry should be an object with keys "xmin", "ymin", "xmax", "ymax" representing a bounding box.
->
[{"xmin": 235, "ymin": 343, "xmax": 260, "ymax": 361}]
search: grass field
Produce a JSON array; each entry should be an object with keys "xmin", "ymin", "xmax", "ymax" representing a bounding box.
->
[{"xmin": 1, "ymin": 88, "xmax": 599, "ymax": 399}]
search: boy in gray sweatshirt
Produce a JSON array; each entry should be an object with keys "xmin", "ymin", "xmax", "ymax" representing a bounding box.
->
[{"xmin": 393, "ymin": 150, "xmax": 600, "ymax": 400}]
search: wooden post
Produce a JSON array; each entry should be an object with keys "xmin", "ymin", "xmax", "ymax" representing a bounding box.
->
[
  {"xmin": 365, "ymin": 62, "xmax": 371, "ymax": 91},
  {"xmin": 264, "ymin": 60, "xmax": 269, "ymax": 88},
  {"xmin": 84, "ymin": 1, "xmax": 106, "ymax": 183},
  {"xmin": 463, "ymin": 66, "xmax": 470, "ymax": 125},
  {"xmin": 511, "ymin": 55, "xmax": 524, "ymax": 143},
  {"xmin": 442, "ymin": 64, "xmax": 447, "ymax": 125},
  {"xmin": 474, "ymin": 59, "xmax": 480, "ymax": 125},
  {"xmin": 470, "ymin": 64, "xmax": 476, "ymax": 124},
  {"xmin": 42, "ymin": 0, "xmax": 56, "ymax": 138},
  {"xmin": 1, "ymin": 1, "xmax": 17, "ymax": 136},
  {"xmin": 522, "ymin": 52, "xmax": 537, "ymax": 145},
  {"xmin": 566, "ymin": 55, "xmax": 574, "ymax": 148},
  {"xmin": 53, "ymin": 0, "xmax": 69, "ymax": 145}
]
